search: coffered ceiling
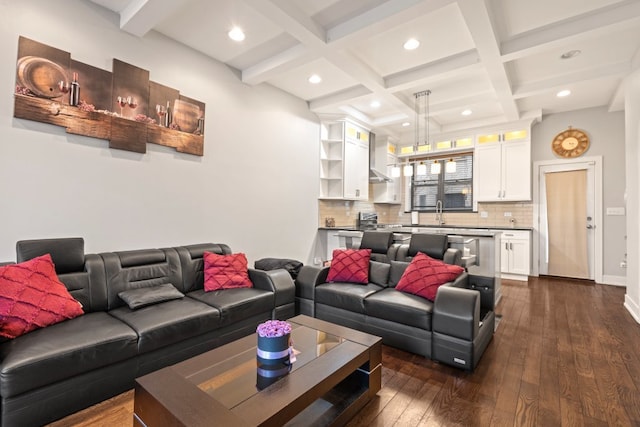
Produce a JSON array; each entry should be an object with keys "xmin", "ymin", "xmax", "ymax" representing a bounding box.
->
[{"xmin": 89, "ymin": 0, "xmax": 640, "ymax": 143}]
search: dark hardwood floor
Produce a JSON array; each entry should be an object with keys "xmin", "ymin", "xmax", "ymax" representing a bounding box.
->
[{"xmin": 48, "ymin": 277, "xmax": 640, "ymax": 427}]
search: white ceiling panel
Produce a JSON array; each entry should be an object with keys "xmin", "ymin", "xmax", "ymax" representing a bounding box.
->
[
  {"xmin": 510, "ymin": 26, "xmax": 640, "ymax": 86},
  {"xmin": 351, "ymin": 3, "xmax": 474, "ymax": 77},
  {"xmin": 155, "ymin": 0, "xmax": 284, "ymax": 62},
  {"xmin": 267, "ymin": 58, "xmax": 360, "ymax": 101}
]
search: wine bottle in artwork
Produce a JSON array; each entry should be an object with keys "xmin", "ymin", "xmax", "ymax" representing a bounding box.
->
[
  {"xmin": 69, "ymin": 72, "xmax": 80, "ymax": 106},
  {"xmin": 164, "ymin": 101, "xmax": 172, "ymax": 127}
]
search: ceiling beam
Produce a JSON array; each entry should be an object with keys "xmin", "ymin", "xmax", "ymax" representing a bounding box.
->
[
  {"xmin": 242, "ymin": 44, "xmax": 315, "ymax": 85},
  {"xmin": 385, "ymin": 49, "xmax": 481, "ymax": 92},
  {"xmin": 457, "ymin": 0, "xmax": 520, "ymax": 122},
  {"xmin": 119, "ymin": 0, "xmax": 192, "ymax": 37},
  {"xmin": 501, "ymin": 0, "xmax": 640, "ymax": 62},
  {"xmin": 308, "ymin": 85, "xmax": 373, "ymax": 111},
  {"xmin": 326, "ymin": 0, "xmax": 456, "ymax": 46},
  {"xmin": 513, "ymin": 61, "xmax": 631, "ymax": 98}
]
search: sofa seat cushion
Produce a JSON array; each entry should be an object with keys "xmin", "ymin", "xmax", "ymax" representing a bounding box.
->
[
  {"xmin": 0, "ymin": 312, "xmax": 138, "ymax": 398},
  {"xmin": 187, "ymin": 288, "xmax": 273, "ymax": 327},
  {"xmin": 108, "ymin": 298, "xmax": 220, "ymax": 354},
  {"xmin": 364, "ymin": 288, "xmax": 434, "ymax": 330},
  {"xmin": 315, "ymin": 282, "xmax": 383, "ymax": 314}
]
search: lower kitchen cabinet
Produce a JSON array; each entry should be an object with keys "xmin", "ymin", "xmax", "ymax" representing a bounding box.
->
[{"xmin": 500, "ymin": 230, "xmax": 530, "ymax": 281}]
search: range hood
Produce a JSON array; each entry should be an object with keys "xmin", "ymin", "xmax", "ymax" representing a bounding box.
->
[{"xmin": 369, "ymin": 132, "xmax": 392, "ymax": 182}]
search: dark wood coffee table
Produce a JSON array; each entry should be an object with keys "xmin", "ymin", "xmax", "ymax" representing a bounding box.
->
[{"xmin": 133, "ymin": 315, "xmax": 382, "ymax": 426}]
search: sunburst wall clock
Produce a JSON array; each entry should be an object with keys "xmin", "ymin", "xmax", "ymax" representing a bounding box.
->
[{"xmin": 551, "ymin": 127, "xmax": 590, "ymax": 158}]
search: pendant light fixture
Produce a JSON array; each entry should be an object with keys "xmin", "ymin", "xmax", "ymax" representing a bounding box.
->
[
  {"xmin": 446, "ymin": 158, "xmax": 457, "ymax": 173},
  {"xmin": 403, "ymin": 163, "xmax": 414, "ymax": 176},
  {"xmin": 430, "ymin": 161, "xmax": 441, "ymax": 175},
  {"xmin": 391, "ymin": 165, "xmax": 401, "ymax": 178},
  {"xmin": 405, "ymin": 90, "xmax": 432, "ymax": 176},
  {"xmin": 416, "ymin": 162, "xmax": 427, "ymax": 175}
]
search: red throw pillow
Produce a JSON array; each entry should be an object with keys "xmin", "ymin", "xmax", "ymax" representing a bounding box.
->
[
  {"xmin": 396, "ymin": 252, "xmax": 464, "ymax": 301},
  {"xmin": 0, "ymin": 254, "xmax": 84, "ymax": 339},
  {"xmin": 326, "ymin": 249, "xmax": 371, "ymax": 284},
  {"xmin": 203, "ymin": 252, "xmax": 253, "ymax": 291}
]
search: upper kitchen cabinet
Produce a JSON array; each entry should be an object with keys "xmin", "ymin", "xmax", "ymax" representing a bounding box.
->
[
  {"xmin": 319, "ymin": 119, "xmax": 369, "ymax": 200},
  {"xmin": 474, "ymin": 126, "xmax": 531, "ymax": 202}
]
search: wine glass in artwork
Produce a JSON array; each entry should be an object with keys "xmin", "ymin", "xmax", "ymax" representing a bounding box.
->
[
  {"xmin": 58, "ymin": 81, "xmax": 70, "ymax": 95},
  {"xmin": 128, "ymin": 97, "xmax": 138, "ymax": 111},
  {"xmin": 117, "ymin": 96, "xmax": 129, "ymax": 117},
  {"xmin": 156, "ymin": 104, "xmax": 166, "ymax": 125}
]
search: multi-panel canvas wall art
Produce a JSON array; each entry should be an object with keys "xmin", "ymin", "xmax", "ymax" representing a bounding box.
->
[{"xmin": 14, "ymin": 36, "xmax": 205, "ymax": 156}]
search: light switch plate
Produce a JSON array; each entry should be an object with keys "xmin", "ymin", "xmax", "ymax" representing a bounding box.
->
[
  {"xmin": 606, "ymin": 207, "xmax": 625, "ymax": 216},
  {"xmin": 480, "ymin": 211, "xmax": 488, "ymax": 218},
  {"xmin": 504, "ymin": 212, "xmax": 512, "ymax": 217}
]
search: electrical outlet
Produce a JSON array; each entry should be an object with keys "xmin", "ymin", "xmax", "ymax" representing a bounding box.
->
[
  {"xmin": 504, "ymin": 212, "xmax": 512, "ymax": 217},
  {"xmin": 480, "ymin": 211, "xmax": 488, "ymax": 218},
  {"xmin": 314, "ymin": 257, "xmax": 322, "ymax": 265}
]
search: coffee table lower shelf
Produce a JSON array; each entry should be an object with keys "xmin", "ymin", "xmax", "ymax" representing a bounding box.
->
[{"xmin": 134, "ymin": 315, "xmax": 382, "ymax": 427}]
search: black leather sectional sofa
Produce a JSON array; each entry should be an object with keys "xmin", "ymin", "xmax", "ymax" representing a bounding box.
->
[
  {"xmin": 296, "ymin": 232, "xmax": 496, "ymax": 372},
  {"xmin": 0, "ymin": 238, "xmax": 295, "ymax": 426}
]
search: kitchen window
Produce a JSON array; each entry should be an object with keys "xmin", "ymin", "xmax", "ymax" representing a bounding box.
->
[{"xmin": 411, "ymin": 154, "xmax": 473, "ymax": 212}]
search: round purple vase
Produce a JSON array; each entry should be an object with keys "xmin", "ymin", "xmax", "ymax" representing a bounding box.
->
[{"xmin": 256, "ymin": 333, "xmax": 291, "ymax": 366}]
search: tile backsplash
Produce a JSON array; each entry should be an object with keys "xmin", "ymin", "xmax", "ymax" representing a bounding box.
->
[{"xmin": 319, "ymin": 186, "xmax": 532, "ymax": 229}]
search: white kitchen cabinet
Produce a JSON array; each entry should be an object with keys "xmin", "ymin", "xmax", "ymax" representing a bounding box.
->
[
  {"xmin": 500, "ymin": 230, "xmax": 530, "ymax": 280},
  {"xmin": 373, "ymin": 152, "xmax": 402, "ymax": 204},
  {"xmin": 475, "ymin": 127, "xmax": 531, "ymax": 202},
  {"xmin": 319, "ymin": 119, "xmax": 369, "ymax": 200}
]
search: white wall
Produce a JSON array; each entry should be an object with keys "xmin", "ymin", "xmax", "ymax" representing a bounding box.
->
[
  {"xmin": 624, "ymin": 70, "xmax": 640, "ymax": 323},
  {"xmin": 531, "ymin": 107, "xmax": 626, "ymax": 282},
  {"xmin": 0, "ymin": 0, "xmax": 320, "ymax": 264}
]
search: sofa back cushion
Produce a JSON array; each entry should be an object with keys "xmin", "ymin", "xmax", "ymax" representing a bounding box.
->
[
  {"xmin": 173, "ymin": 243, "xmax": 233, "ymax": 293},
  {"xmin": 102, "ymin": 248, "xmax": 183, "ymax": 310},
  {"xmin": 388, "ymin": 261, "xmax": 409, "ymax": 287},
  {"xmin": 17, "ymin": 238, "xmax": 84, "ymax": 274},
  {"xmin": 369, "ymin": 261, "xmax": 390, "ymax": 287},
  {"xmin": 15, "ymin": 238, "xmax": 107, "ymax": 311},
  {"xmin": 407, "ymin": 234, "xmax": 448, "ymax": 259}
]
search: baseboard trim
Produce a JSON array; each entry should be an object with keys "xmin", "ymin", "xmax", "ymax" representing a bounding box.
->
[
  {"xmin": 624, "ymin": 294, "xmax": 640, "ymax": 324},
  {"xmin": 600, "ymin": 275, "xmax": 626, "ymax": 287}
]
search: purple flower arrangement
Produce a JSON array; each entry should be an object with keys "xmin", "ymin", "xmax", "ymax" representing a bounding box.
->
[{"xmin": 256, "ymin": 320, "xmax": 292, "ymax": 338}]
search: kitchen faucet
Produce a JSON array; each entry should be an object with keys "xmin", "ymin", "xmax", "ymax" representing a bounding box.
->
[{"xmin": 435, "ymin": 200, "xmax": 444, "ymax": 225}]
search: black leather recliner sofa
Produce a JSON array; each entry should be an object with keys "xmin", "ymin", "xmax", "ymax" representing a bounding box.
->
[
  {"xmin": 295, "ymin": 233, "xmax": 495, "ymax": 372},
  {"xmin": 0, "ymin": 238, "xmax": 295, "ymax": 426}
]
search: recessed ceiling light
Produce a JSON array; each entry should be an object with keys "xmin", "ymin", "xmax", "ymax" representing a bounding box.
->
[
  {"xmin": 308, "ymin": 74, "xmax": 322, "ymax": 84},
  {"xmin": 370, "ymin": 100, "xmax": 381, "ymax": 108},
  {"xmin": 557, "ymin": 89, "xmax": 571, "ymax": 97},
  {"xmin": 403, "ymin": 38, "xmax": 420, "ymax": 50},
  {"xmin": 461, "ymin": 109, "xmax": 472, "ymax": 116},
  {"xmin": 560, "ymin": 49, "xmax": 581, "ymax": 59},
  {"xmin": 402, "ymin": 122, "xmax": 410, "ymax": 127},
  {"xmin": 228, "ymin": 27, "xmax": 245, "ymax": 42}
]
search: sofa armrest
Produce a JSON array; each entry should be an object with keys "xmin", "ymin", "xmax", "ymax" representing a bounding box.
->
[
  {"xmin": 467, "ymin": 274, "xmax": 496, "ymax": 311},
  {"xmin": 394, "ymin": 244, "xmax": 409, "ymax": 261},
  {"xmin": 443, "ymin": 248, "xmax": 462, "ymax": 266},
  {"xmin": 249, "ymin": 268, "xmax": 295, "ymax": 307},
  {"xmin": 295, "ymin": 265, "xmax": 329, "ymax": 300},
  {"xmin": 432, "ymin": 286, "xmax": 480, "ymax": 342}
]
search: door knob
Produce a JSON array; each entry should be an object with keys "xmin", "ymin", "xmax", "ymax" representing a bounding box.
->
[{"xmin": 586, "ymin": 224, "xmax": 594, "ymax": 229}]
